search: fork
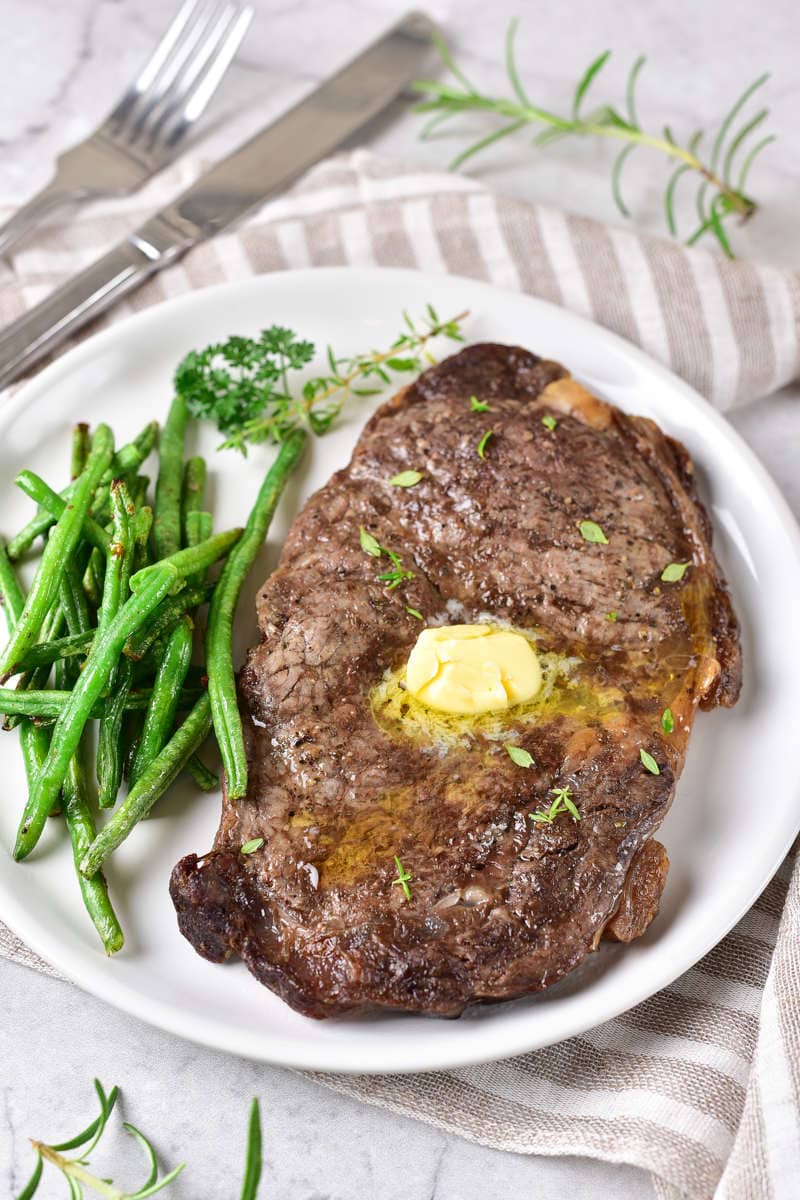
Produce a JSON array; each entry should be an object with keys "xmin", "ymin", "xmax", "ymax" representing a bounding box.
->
[{"xmin": 0, "ymin": 0, "xmax": 253, "ymax": 258}]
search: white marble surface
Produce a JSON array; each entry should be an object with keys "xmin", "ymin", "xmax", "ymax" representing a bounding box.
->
[{"xmin": 2, "ymin": 1, "xmax": 799, "ymax": 1196}]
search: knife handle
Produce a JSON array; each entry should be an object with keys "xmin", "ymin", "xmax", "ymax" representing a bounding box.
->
[{"xmin": 0, "ymin": 216, "xmax": 194, "ymax": 391}]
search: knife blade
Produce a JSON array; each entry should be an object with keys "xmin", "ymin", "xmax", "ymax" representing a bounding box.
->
[{"xmin": 0, "ymin": 11, "xmax": 436, "ymax": 389}]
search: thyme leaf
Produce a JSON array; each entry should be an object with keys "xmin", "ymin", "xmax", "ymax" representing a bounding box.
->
[
  {"xmin": 506, "ymin": 744, "xmax": 534, "ymax": 768},
  {"xmin": 241, "ymin": 838, "xmax": 264, "ymax": 855},
  {"xmin": 530, "ymin": 785, "xmax": 580, "ymax": 825},
  {"xmin": 476, "ymin": 429, "xmax": 494, "ymax": 459},
  {"xmin": 392, "ymin": 855, "xmax": 413, "ymax": 901},
  {"xmin": 470, "ymin": 395, "xmax": 491, "ymax": 413},
  {"xmin": 640, "ymin": 748, "xmax": 661, "ymax": 775},
  {"xmin": 390, "ymin": 470, "xmax": 424, "ymax": 488},
  {"xmin": 579, "ymin": 520, "xmax": 609, "ymax": 544},
  {"xmin": 661, "ymin": 561, "xmax": 691, "ymax": 582}
]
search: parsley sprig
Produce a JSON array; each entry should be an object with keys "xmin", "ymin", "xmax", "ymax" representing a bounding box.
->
[{"xmin": 177, "ymin": 305, "xmax": 467, "ymax": 454}]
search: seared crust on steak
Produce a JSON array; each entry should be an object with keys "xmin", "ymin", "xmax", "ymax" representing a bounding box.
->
[{"xmin": 171, "ymin": 344, "xmax": 741, "ymax": 1019}]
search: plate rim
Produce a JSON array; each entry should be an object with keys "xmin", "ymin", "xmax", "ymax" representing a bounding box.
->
[{"xmin": 1, "ymin": 264, "xmax": 799, "ymax": 1074}]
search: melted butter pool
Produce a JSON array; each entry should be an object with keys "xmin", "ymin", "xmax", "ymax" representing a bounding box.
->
[{"xmin": 370, "ymin": 626, "xmax": 626, "ymax": 750}]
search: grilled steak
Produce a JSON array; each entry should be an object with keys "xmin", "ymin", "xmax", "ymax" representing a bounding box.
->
[{"xmin": 171, "ymin": 344, "xmax": 741, "ymax": 1019}]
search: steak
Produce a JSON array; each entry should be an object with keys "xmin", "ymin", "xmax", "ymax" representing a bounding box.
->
[{"xmin": 171, "ymin": 344, "xmax": 741, "ymax": 1019}]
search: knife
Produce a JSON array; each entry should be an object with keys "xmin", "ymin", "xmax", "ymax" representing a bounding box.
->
[{"xmin": 0, "ymin": 11, "xmax": 435, "ymax": 390}]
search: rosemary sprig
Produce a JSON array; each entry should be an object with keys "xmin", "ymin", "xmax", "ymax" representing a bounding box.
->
[
  {"xmin": 413, "ymin": 21, "xmax": 775, "ymax": 257},
  {"xmin": 181, "ymin": 305, "xmax": 467, "ymax": 454},
  {"xmin": 17, "ymin": 1082, "xmax": 262, "ymax": 1200}
]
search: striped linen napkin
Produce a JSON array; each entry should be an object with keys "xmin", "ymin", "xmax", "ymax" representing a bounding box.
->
[{"xmin": 1, "ymin": 149, "xmax": 799, "ymax": 1200}]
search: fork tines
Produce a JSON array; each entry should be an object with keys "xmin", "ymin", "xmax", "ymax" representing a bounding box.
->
[{"xmin": 102, "ymin": 0, "xmax": 254, "ymax": 163}]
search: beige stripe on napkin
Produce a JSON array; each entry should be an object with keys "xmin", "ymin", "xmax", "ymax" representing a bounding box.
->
[{"xmin": 1, "ymin": 149, "xmax": 799, "ymax": 1200}]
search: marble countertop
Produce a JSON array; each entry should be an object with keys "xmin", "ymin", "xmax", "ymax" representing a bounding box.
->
[{"xmin": 2, "ymin": 1, "xmax": 798, "ymax": 1197}]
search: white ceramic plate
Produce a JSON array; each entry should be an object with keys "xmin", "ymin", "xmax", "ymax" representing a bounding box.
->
[{"xmin": 1, "ymin": 267, "xmax": 799, "ymax": 1074}]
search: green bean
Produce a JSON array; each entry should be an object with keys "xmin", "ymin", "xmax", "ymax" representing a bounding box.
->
[
  {"xmin": 186, "ymin": 754, "xmax": 218, "ymax": 792},
  {"xmin": 95, "ymin": 480, "xmax": 136, "ymax": 806},
  {"xmin": 0, "ymin": 539, "xmax": 25, "ymax": 628},
  {"xmin": 0, "ymin": 426, "xmax": 114, "ymax": 680},
  {"xmin": 131, "ymin": 526, "xmax": 242, "ymax": 593},
  {"xmin": 7, "ymin": 421, "xmax": 158, "ymax": 561},
  {"xmin": 59, "ymin": 550, "xmax": 93, "ymax": 639},
  {"xmin": 71, "ymin": 423, "xmax": 91, "ymax": 480},
  {"xmin": 0, "ymin": 548, "xmax": 50, "ymax": 768},
  {"xmin": 0, "ymin": 685, "xmax": 202, "ymax": 720},
  {"xmin": 63, "ymin": 749, "xmax": 125, "ymax": 954},
  {"xmin": 1, "ymin": 555, "xmax": 60, "ymax": 823},
  {"xmin": 184, "ymin": 510, "xmax": 213, "ymax": 588},
  {"xmin": 13, "ymin": 564, "xmax": 177, "ymax": 860},
  {"xmin": 123, "ymin": 583, "xmax": 214, "ymax": 661},
  {"xmin": 82, "ymin": 546, "xmax": 105, "ymax": 610},
  {"xmin": 129, "ymin": 474, "xmax": 150, "ymax": 511},
  {"xmin": 98, "ymin": 481, "xmax": 134, "ymax": 632},
  {"xmin": 3, "ymin": 604, "xmax": 65, "ymax": 730},
  {"xmin": 132, "ymin": 506, "xmax": 154, "ymax": 573},
  {"xmin": 95, "ymin": 482, "xmax": 137, "ymax": 806},
  {"xmin": 97, "ymin": 657, "xmax": 134, "ymax": 808},
  {"xmin": 129, "ymin": 618, "xmax": 193, "ymax": 788},
  {"xmin": 18, "ymin": 714, "xmax": 124, "ymax": 952},
  {"xmin": 207, "ymin": 429, "xmax": 307, "ymax": 798},
  {"xmin": 12, "ymin": 629, "xmax": 93, "ymax": 672},
  {"xmin": 154, "ymin": 395, "xmax": 187, "ymax": 559},
  {"xmin": 181, "ymin": 456, "xmax": 207, "ymax": 546},
  {"xmin": 80, "ymin": 693, "xmax": 212, "ymax": 877},
  {"xmin": 15, "ymin": 470, "xmax": 110, "ymax": 555}
]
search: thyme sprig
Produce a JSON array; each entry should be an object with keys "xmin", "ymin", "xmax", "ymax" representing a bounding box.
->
[
  {"xmin": 359, "ymin": 526, "xmax": 415, "ymax": 592},
  {"xmin": 413, "ymin": 21, "xmax": 775, "ymax": 257},
  {"xmin": 17, "ymin": 1081, "xmax": 262, "ymax": 1200},
  {"xmin": 393, "ymin": 854, "xmax": 413, "ymax": 901},
  {"xmin": 181, "ymin": 305, "xmax": 467, "ymax": 454},
  {"xmin": 530, "ymin": 785, "xmax": 581, "ymax": 826}
]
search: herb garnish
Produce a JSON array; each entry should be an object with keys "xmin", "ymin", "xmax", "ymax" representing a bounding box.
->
[
  {"xmin": 640, "ymin": 748, "xmax": 661, "ymax": 775},
  {"xmin": 605, "ymin": 610, "xmax": 618, "ymax": 622},
  {"xmin": 506, "ymin": 744, "xmax": 534, "ymax": 768},
  {"xmin": 390, "ymin": 469, "xmax": 424, "ymax": 488},
  {"xmin": 393, "ymin": 855, "xmax": 413, "ymax": 901},
  {"xmin": 406, "ymin": 606, "xmax": 424, "ymax": 620},
  {"xmin": 17, "ymin": 1080, "xmax": 261, "ymax": 1199},
  {"xmin": 413, "ymin": 21, "xmax": 775, "ymax": 257},
  {"xmin": 177, "ymin": 305, "xmax": 468, "ymax": 453},
  {"xmin": 241, "ymin": 837, "xmax": 264, "ymax": 855},
  {"xmin": 476, "ymin": 429, "xmax": 494, "ymax": 459},
  {"xmin": 530, "ymin": 785, "xmax": 580, "ymax": 825},
  {"xmin": 359, "ymin": 528, "xmax": 415, "ymax": 592},
  {"xmin": 359, "ymin": 527, "xmax": 382, "ymax": 557},
  {"xmin": 579, "ymin": 520, "xmax": 609, "ymax": 544},
  {"xmin": 661, "ymin": 561, "xmax": 691, "ymax": 582},
  {"xmin": 377, "ymin": 552, "xmax": 415, "ymax": 592},
  {"xmin": 661, "ymin": 707, "xmax": 675, "ymax": 734},
  {"xmin": 470, "ymin": 395, "xmax": 491, "ymax": 413},
  {"xmin": 541, "ymin": 415, "xmax": 558, "ymax": 431}
]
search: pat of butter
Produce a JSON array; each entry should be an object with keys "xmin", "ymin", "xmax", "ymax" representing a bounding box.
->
[{"xmin": 406, "ymin": 624, "xmax": 541, "ymax": 715}]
